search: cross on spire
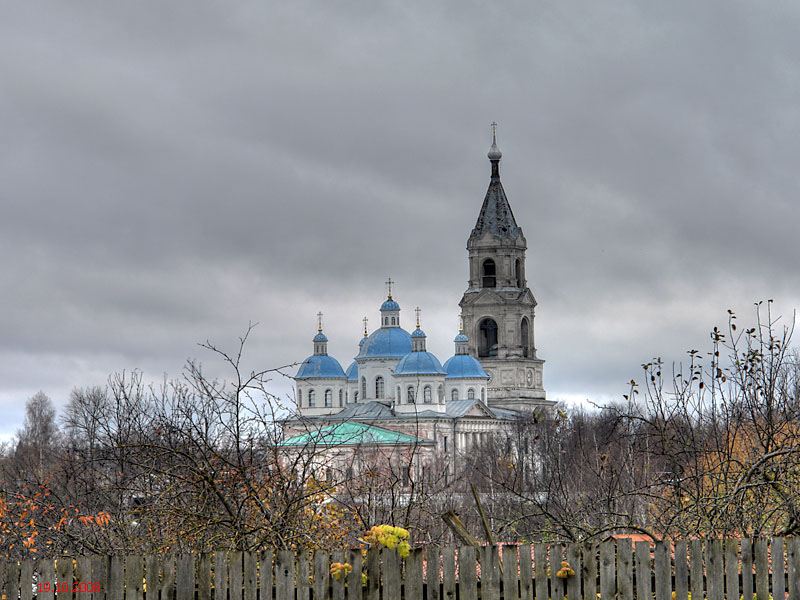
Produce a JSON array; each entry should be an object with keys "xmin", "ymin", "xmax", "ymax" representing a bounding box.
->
[
  {"xmin": 459, "ymin": 315, "xmax": 464, "ymax": 332},
  {"xmin": 415, "ymin": 306, "xmax": 421, "ymax": 328},
  {"xmin": 385, "ymin": 277, "xmax": 394, "ymax": 298},
  {"xmin": 362, "ymin": 316, "xmax": 369, "ymax": 336},
  {"xmin": 317, "ymin": 311, "xmax": 323, "ymax": 332},
  {"xmin": 491, "ymin": 121, "xmax": 498, "ymax": 144}
]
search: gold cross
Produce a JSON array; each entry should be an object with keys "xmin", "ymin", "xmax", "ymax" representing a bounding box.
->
[
  {"xmin": 385, "ymin": 277, "xmax": 394, "ymax": 298},
  {"xmin": 415, "ymin": 306, "xmax": 421, "ymax": 328},
  {"xmin": 362, "ymin": 316, "xmax": 369, "ymax": 336},
  {"xmin": 317, "ymin": 311, "xmax": 323, "ymax": 332}
]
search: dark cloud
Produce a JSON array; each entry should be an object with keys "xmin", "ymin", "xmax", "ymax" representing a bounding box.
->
[{"xmin": 2, "ymin": 0, "xmax": 800, "ymax": 438}]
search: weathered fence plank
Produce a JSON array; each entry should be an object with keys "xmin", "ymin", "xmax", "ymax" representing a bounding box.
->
[
  {"xmin": 108, "ymin": 556, "xmax": 124, "ymax": 600},
  {"xmin": 458, "ymin": 547, "xmax": 477, "ymax": 600},
  {"xmin": 146, "ymin": 555, "xmax": 161, "ymax": 600},
  {"xmin": 197, "ymin": 553, "xmax": 211, "ymax": 600},
  {"xmin": 76, "ymin": 557, "xmax": 92, "ymax": 600},
  {"xmin": 313, "ymin": 551, "xmax": 330, "ymax": 600},
  {"xmin": 6, "ymin": 561, "xmax": 20, "ymax": 600},
  {"xmin": 774, "ymin": 537, "xmax": 786, "ymax": 600},
  {"xmin": 259, "ymin": 550, "xmax": 273, "ymax": 600},
  {"xmin": 654, "ymin": 541, "xmax": 670, "ymax": 600},
  {"xmin": 230, "ymin": 553, "xmax": 243, "ymax": 600},
  {"xmin": 482, "ymin": 546, "xmax": 501, "ymax": 600},
  {"xmin": 673, "ymin": 540, "xmax": 688, "ymax": 600},
  {"xmin": 634, "ymin": 541, "xmax": 651, "ymax": 600},
  {"xmin": 331, "ymin": 550, "xmax": 345, "ymax": 600},
  {"xmin": 428, "ymin": 547, "xmax": 441, "ymax": 600},
  {"xmin": 364, "ymin": 549, "xmax": 379, "ymax": 600},
  {"xmin": 618, "ymin": 538, "xmax": 633, "ymax": 600},
  {"xmin": 755, "ymin": 538, "xmax": 769, "ymax": 600},
  {"xmin": 56, "ymin": 556, "xmax": 73, "ymax": 600},
  {"xmin": 707, "ymin": 539, "xmax": 723, "ymax": 600},
  {"xmin": 600, "ymin": 540, "xmax": 616, "ymax": 600},
  {"xmin": 176, "ymin": 555, "xmax": 194, "ymax": 600},
  {"xmin": 742, "ymin": 538, "xmax": 754, "ymax": 600},
  {"xmin": 534, "ymin": 544, "xmax": 548, "ymax": 600},
  {"xmin": 274, "ymin": 551, "xmax": 294, "ymax": 600},
  {"xmin": 441, "ymin": 548, "xmax": 456, "ymax": 600},
  {"xmin": 214, "ymin": 553, "xmax": 228, "ymax": 600},
  {"xmin": 690, "ymin": 539, "xmax": 704, "ymax": 600},
  {"xmin": 381, "ymin": 549, "xmax": 400, "ymax": 600},
  {"xmin": 40, "ymin": 559, "xmax": 56, "ymax": 600},
  {"xmin": 518, "ymin": 544, "xmax": 533, "ymax": 600},
  {"xmin": 725, "ymin": 539, "xmax": 739, "ymax": 600},
  {"xmin": 583, "ymin": 543, "xmax": 597, "ymax": 600},
  {"xmin": 21, "ymin": 559, "xmax": 33, "ymax": 600},
  {"xmin": 127, "ymin": 555, "xmax": 145, "ymax": 600},
  {"xmin": 502, "ymin": 545, "xmax": 519, "ymax": 600},
  {"xmin": 346, "ymin": 549, "xmax": 362, "ymax": 600},
  {"xmin": 550, "ymin": 545, "xmax": 563, "ymax": 600},
  {"xmin": 406, "ymin": 548, "xmax": 424, "ymax": 600},
  {"xmin": 790, "ymin": 537, "xmax": 800, "ymax": 600},
  {"xmin": 244, "ymin": 552, "xmax": 257, "ymax": 600},
  {"xmin": 565, "ymin": 543, "xmax": 581, "ymax": 600}
]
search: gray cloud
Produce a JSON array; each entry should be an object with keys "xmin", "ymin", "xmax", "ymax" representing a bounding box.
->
[{"xmin": 2, "ymin": 0, "xmax": 800, "ymax": 438}]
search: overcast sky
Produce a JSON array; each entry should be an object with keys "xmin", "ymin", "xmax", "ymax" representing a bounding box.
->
[{"xmin": 2, "ymin": 1, "xmax": 799, "ymax": 440}]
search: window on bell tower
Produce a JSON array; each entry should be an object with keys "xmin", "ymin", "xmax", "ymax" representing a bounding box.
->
[
  {"xmin": 515, "ymin": 258, "xmax": 522, "ymax": 288},
  {"xmin": 482, "ymin": 259, "xmax": 496, "ymax": 288},
  {"xmin": 478, "ymin": 318, "xmax": 499, "ymax": 357}
]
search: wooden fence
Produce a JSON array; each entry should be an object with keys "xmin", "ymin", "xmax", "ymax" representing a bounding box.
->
[{"xmin": 4, "ymin": 537, "xmax": 800, "ymax": 600}]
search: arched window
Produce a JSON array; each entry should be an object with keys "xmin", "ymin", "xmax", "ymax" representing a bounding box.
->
[
  {"xmin": 298, "ymin": 389, "xmax": 302, "ymax": 406},
  {"xmin": 325, "ymin": 389, "xmax": 332, "ymax": 407},
  {"xmin": 515, "ymin": 258, "xmax": 522, "ymax": 288},
  {"xmin": 361, "ymin": 377, "xmax": 367, "ymax": 399},
  {"xmin": 481, "ymin": 387, "xmax": 485, "ymax": 402},
  {"xmin": 391, "ymin": 317, "xmax": 396, "ymax": 325},
  {"xmin": 478, "ymin": 318, "xmax": 499, "ymax": 357},
  {"xmin": 375, "ymin": 376, "xmax": 384, "ymax": 398},
  {"xmin": 354, "ymin": 391, "xmax": 359, "ymax": 402},
  {"xmin": 482, "ymin": 258, "xmax": 496, "ymax": 288},
  {"xmin": 468, "ymin": 388, "xmax": 475, "ymax": 400},
  {"xmin": 424, "ymin": 386, "xmax": 432, "ymax": 403},
  {"xmin": 438, "ymin": 384, "xmax": 444, "ymax": 404},
  {"xmin": 308, "ymin": 390, "xmax": 316, "ymax": 407},
  {"xmin": 451, "ymin": 389, "xmax": 459, "ymax": 401},
  {"xmin": 397, "ymin": 386, "xmax": 401, "ymax": 401},
  {"xmin": 407, "ymin": 387, "xmax": 415, "ymax": 404},
  {"xmin": 521, "ymin": 317, "xmax": 530, "ymax": 358},
  {"xmin": 339, "ymin": 389, "xmax": 343, "ymax": 407}
]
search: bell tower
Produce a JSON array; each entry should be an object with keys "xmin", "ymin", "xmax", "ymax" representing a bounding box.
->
[{"xmin": 458, "ymin": 125, "xmax": 549, "ymax": 412}]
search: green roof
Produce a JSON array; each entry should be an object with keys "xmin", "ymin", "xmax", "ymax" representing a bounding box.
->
[{"xmin": 281, "ymin": 422, "xmax": 427, "ymax": 447}]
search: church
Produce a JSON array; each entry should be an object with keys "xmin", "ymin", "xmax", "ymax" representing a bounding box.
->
[{"xmin": 282, "ymin": 128, "xmax": 554, "ymax": 479}]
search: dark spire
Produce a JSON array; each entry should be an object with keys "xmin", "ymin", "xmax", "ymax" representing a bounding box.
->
[{"xmin": 470, "ymin": 123, "xmax": 521, "ymax": 241}]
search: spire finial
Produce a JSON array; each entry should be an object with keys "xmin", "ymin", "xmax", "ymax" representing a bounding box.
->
[
  {"xmin": 362, "ymin": 316, "xmax": 369, "ymax": 337},
  {"xmin": 385, "ymin": 277, "xmax": 394, "ymax": 298},
  {"xmin": 459, "ymin": 315, "xmax": 464, "ymax": 332},
  {"xmin": 415, "ymin": 306, "xmax": 421, "ymax": 328},
  {"xmin": 317, "ymin": 311, "xmax": 324, "ymax": 332},
  {"xmin": 488, "ymin": 121, "xmax": 502, "ymax": 171}
]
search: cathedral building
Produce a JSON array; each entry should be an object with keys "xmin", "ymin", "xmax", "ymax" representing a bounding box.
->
[{"xmin": 283, "ymin": 128, "xmax": 554, "ymax": 476}]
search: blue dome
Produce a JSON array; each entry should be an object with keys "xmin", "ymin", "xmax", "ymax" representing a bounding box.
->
[
  {"xmin": 395, "ymin": 351, "xmax": 446, "ymax": 376},
  {"xmin": 296, "ymin": 355, "xmax": 346, "ymax": 379},
  {"xmin": 454, "ymin": 332, "xmax": 469, "ymax": 343},
  {"xmin": 313, "ymin": 332, "xmax": 328, "ymax": 342},
  {"xmin": 345, "ymin": 360, "xmax": 358, "ymax": 381},
  {"xmin": 359, "ymin": 336, "xmax": 367, "ymax": 347},
  {"xmin": 411, "ymin": 327, "xmax": 426, "ymax": 338},
  {"xmin": 443, "ymin": 355, "xmax": 490, "ymax": 379},
  {"xmin": 357, "ymin": 327, "xmax": 412, "ymax": 358},
  {"xmin": 380, "ymin": 298, "xmax": 401, "ymax": 311}
]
